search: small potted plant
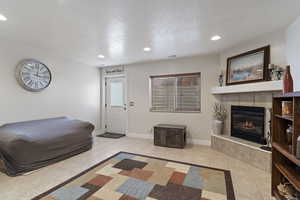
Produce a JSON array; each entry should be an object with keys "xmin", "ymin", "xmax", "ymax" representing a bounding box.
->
[{"xmin": 213, "ymin": 103, "xmax": 227, "ymax": 135}]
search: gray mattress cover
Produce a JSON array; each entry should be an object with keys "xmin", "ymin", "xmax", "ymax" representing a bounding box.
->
[{"xmin": 0, "ymin": 117, "xmax": 94, "ymax": 176}]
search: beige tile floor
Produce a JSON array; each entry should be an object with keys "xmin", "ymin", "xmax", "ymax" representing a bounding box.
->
[{"xmin": 0, "ymin": 136, "xmax": 273, "ymax": 200}]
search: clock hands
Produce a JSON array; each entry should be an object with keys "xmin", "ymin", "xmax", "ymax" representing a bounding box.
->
[{"xmin": 35, "ymin": 74, "xmax": 49, "ymax": 78}]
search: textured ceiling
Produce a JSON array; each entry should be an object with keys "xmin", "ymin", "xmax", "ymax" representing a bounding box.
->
[{"xmin": 0, "ymin": 0, "xmax": 300, "ymax": 67}]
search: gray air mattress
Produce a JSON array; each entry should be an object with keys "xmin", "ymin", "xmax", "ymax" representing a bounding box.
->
[{"xmin": 0, "ymin": 117, "xmax": 94, "ymax": 176}]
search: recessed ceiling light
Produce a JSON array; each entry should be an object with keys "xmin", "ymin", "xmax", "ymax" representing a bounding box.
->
[
  {"xmin": 211, "ymin": 35, "xmax": 221, "ymax": 41},
  {"xmin": 97, "ymin": 54, "xmax": 105, "ymax": 59},
  {"xmin": 0, "ymin": 14, "xmax": 7, "ymax": 21},
  {"xmin": 143, "ymin": 47, "xmax": 151, "ymax": 52}
]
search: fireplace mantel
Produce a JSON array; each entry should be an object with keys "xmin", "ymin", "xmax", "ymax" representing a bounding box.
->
[{"xmin": 211, "ymin": 80, "xmax": 282, "ymax": 95}]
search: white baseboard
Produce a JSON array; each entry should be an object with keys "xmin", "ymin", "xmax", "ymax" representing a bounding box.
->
[{"xmin": 126, "ymin": 133, "xmax": 211, "ymax": 146}]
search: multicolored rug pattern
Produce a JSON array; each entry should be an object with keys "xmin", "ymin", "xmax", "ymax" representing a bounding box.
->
[{"xmin": 34, "ymin": 152, "xmax": 235, "ymax": 200}]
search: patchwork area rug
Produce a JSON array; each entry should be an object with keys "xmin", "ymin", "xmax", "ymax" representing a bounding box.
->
[{"xmin": 33, "ymin": 152, "xmax": 235, "ymax": 200}]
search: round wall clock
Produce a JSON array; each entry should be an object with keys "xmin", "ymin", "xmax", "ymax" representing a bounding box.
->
[{"xmin": 16, "ymin": 59, "xmax": 52, "ymax": 92}]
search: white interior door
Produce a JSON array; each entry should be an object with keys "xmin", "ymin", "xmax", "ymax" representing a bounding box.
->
[{"xmin": 105, "ymin": 76, "xmax": 127, "ymax": 134}]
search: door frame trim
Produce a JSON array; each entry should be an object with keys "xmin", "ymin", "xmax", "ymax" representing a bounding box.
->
[{"xmin": 101, "ymin": 72, "xmax": 128, "ymax": 135}]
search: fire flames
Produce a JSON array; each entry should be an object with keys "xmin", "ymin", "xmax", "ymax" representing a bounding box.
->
[{"xmin": 242, "ymin": 121, "xmax": 255, "ymax": 129}]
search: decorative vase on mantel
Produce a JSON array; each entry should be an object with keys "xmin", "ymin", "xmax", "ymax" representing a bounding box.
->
[
  {"xmin": 282, "ymin": 66, "xmax": 294, "ymax": 117},
  {"xmin": 283, "ymin": 65, "xmax": 294, "ymax": 94}
]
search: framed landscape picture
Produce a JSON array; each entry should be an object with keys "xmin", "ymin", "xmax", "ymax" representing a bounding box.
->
[{"xmin": 226, "ymin": 46, "xmax": 270, "ymax": 85}]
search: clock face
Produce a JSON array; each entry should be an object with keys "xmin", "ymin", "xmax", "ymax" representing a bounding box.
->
[{"xmin": 16, "ymin": 59, "xmax": 52, "ymax": 92}]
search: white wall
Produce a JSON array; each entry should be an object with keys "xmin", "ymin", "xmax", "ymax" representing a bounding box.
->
[
  {"xmin": 0, "ymin": 40, "xmax": 101, "ymax": 129},
  {"xmin": 125, "ymin": 55, "xmax": 219, "ymax": 142},
  {"xmin": 286, "ymin": 16, "xmax": 300, "ymax": 92},
  {"xmin": 219, "ymin": 29, "xmax": 287, "ymax": 74}
]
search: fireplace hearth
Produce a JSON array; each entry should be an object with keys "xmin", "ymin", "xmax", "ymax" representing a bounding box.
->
[{"xmin": 231, "ymin": 105, "xmax": 266, "ymax": 144}]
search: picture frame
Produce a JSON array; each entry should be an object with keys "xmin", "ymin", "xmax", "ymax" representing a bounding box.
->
[{"xmin": 226, "ymin": 45, "xmax": 270, "ymax": 85}]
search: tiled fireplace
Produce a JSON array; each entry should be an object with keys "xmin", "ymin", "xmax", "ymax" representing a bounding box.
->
[{"xmin": 211, "ymin": 92, "xmax": 279, "ymax": 172}]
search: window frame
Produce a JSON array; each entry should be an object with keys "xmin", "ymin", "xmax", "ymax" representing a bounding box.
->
[{"xmin": 149, "ymin": 72, "xmax": 201, "ymax": 113}]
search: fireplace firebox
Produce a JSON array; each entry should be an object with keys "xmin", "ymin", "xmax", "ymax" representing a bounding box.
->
[{"xmin": 231, "ymin": 105, "xmax": 266, "ymax": 144}]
